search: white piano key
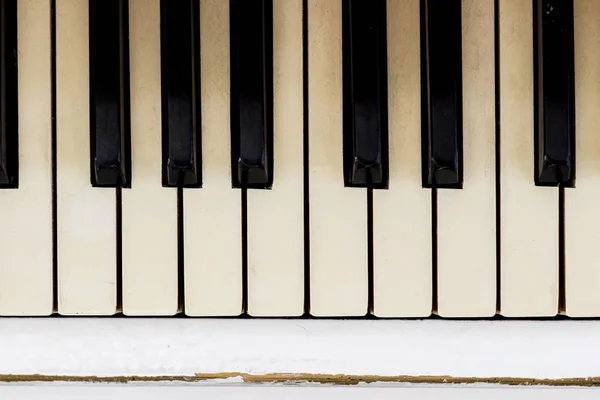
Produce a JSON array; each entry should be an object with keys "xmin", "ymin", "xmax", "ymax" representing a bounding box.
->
[
  {"xmin": 372, "ymin": 0, "xmax": 431, "ymax": 318},
  {"xmin": 499, "ymin": 0, "xmax": 558, "ymax": 317},
  {"xmin": 121, "ymin": 0, "xmax": 178, "ymax": 316},
  {"xmin": 0, "ymin": 0, "xmax": 52, "ymax": 315},
  {"xmin": 436, "ymin": 0, "xmax": 496, "ymax": 317},
  {"xmin": 308, "ymin": 0, "xmax": 368, "ymax": 317},
  {"xmin": 565, "ymin": 0, "xmax": 600, "ymax": 317},
  {"xmin": 247, "ymin": 0, "xmax": 304, "ymax": 317},
  {"xmin": 184, "ymin": 0, "xmax": 242, "ymax": 316},
  {"xmin": 56, "ymin": 0, "xmax": 117, "ymax": 315}
]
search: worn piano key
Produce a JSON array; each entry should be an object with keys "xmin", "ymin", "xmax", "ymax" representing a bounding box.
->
[
  {"xmin": 230, "ymin": 0, "xmax": 273, "ymax": 188},
  {"xmin": 421, "ymin": 0, "xmax": 463, "ymax": 188},
  {"xmin": 0, "ymin": 0, "xmax": 52, "ymax": 315},
  {"xmin": 58, "ymin": 0, "xmax": 117, "ymax": 315},
  {"xmin": 89, "ymin": 0, "xmax": 131, "ymax": 187},
  {"xmin": 246, "ymin": 0, "xmax": 304, "ymax": 316},
  {"xmin": 565, "ymin": 0, "xmax": 600, "ymax": 316},
  {"xmin": 342, "ymin": 0, "xmax": 388, "ymax": 188},
  {"xmin": 0, "ymin": 0, "xmax": 18, "ymax": 187},
  {"xmin": 372, "ymin": 0, "xmax": 431, "ymax": 318},
  {"xmin": 122, "ymin": 0, "xmax": 178, "ymax": 315},
  {"xmin": 499, "ymin": 0, "xmax": 558, "ymax": 317},
  {"xmin": 309, "ymin": 0, "xmax": 368, "ymax": 317},
  {"xmin": 185, "ymin": 0, "xmax": 242, "ymax": 316},
  {"xmin": 534, "ymin": 0, "xmax": 575, "ymax": 186},
  {"xmin": 160, "ymin": 0, "xmax": 201, "ymax": 187},
  {"xmin": 436, "ymin": 0, "xmax": 496, "ymax": 317}
]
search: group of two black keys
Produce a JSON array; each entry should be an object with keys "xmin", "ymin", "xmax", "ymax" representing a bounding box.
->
[{"xmin": 0, "ymin": 0, "xmax": 574, "ymax": 190}]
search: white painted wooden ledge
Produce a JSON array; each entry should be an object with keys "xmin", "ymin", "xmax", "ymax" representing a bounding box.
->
[{"xmin": 0, "ymin": 318, "xmax": 598, "ymax": 382}]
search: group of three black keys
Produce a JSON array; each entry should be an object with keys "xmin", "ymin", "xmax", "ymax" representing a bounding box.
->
[{"xmin": 0, "ymin": 0, "xmax": 575, "ymax": 190}]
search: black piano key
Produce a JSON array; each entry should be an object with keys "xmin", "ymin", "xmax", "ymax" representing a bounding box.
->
[
  {"xmin": 160, "ymin": 0, "xmax": 201, "ymax": 188},
  {"xmin": 0, "ymin": 0, "xmax": 17, "ymax": 188},
  {"xmin": 421, "ymin": 0, "xmax": 463, "ymax": 188},
  {"xmin": 342, "ymin": 0, "xmax": 388, "ymax": 188},
  {"xmin": 230, "ymin": 0, "xmax": 273, "ymax": 188},
  {"xmin": 534, "ymin": 0, "xmax": 575, "ymax": 186},
  {"xmin": 89, "ymin": 0, "xmax": 131, "ymax": 188}
]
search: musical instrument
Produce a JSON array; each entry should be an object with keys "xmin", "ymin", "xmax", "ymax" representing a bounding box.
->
[
  {"xmin": 0, "ymin": 0, "xmax": 598, "ymax": 395},
  {"xmin": 2, "ymin": 0, "xmax": 594, "ymax": 319}
]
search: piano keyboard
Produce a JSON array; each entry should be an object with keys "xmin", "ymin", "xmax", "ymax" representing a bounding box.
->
[{"xmin": 0, "ymin": 0, "xmax": 597, "ymax": 318}]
